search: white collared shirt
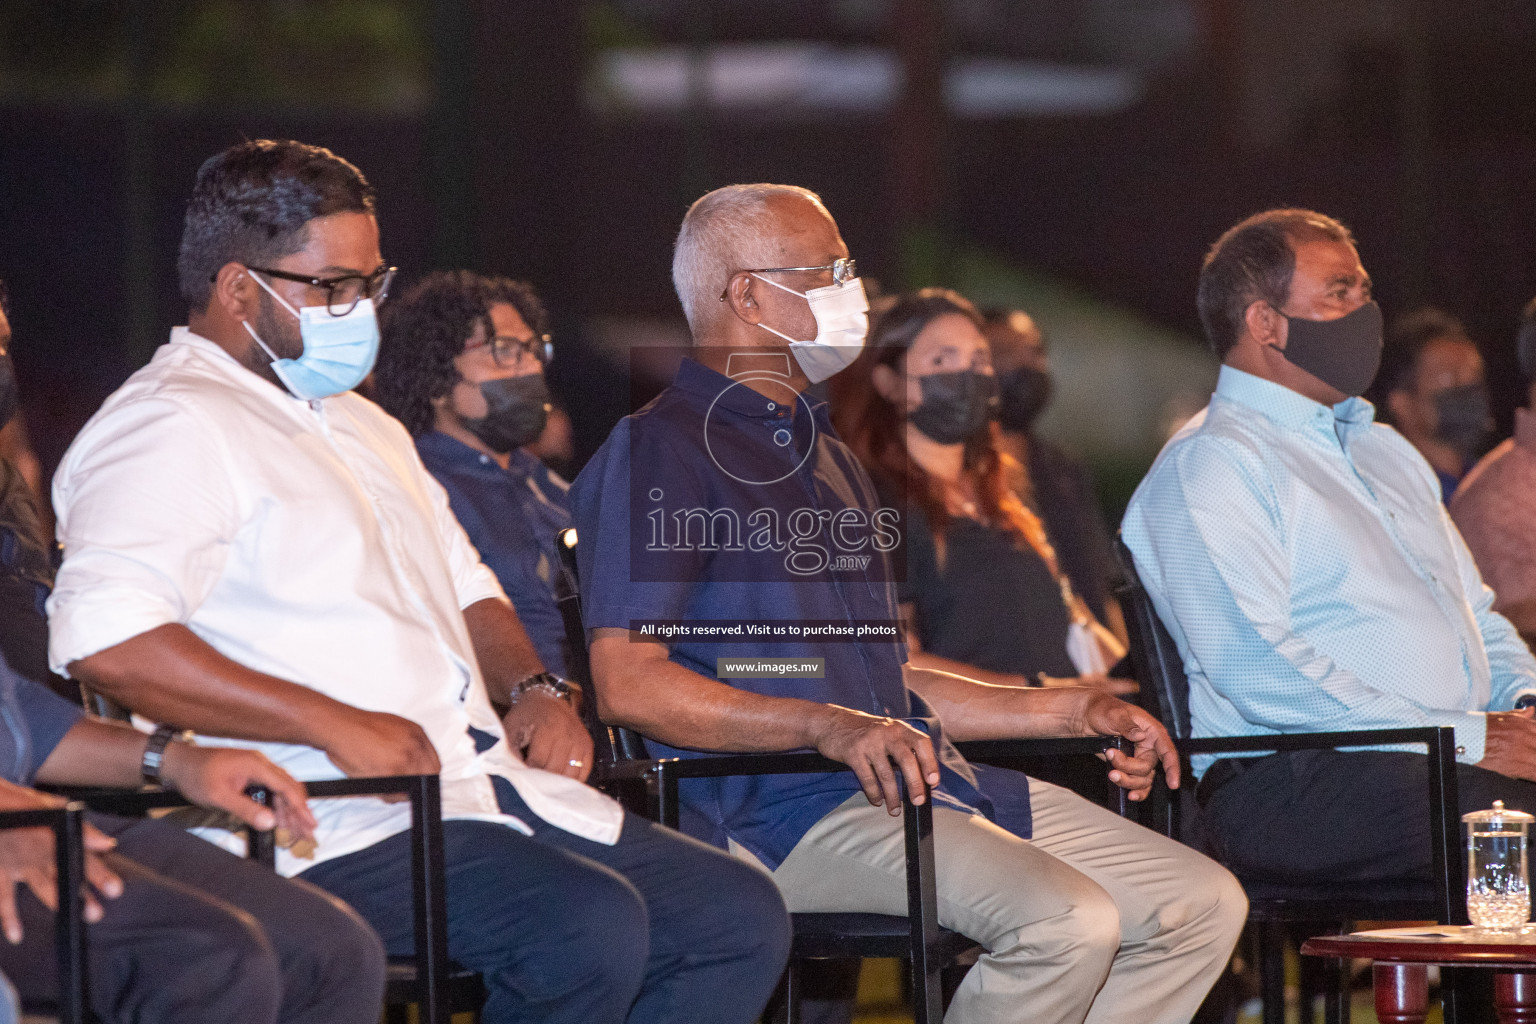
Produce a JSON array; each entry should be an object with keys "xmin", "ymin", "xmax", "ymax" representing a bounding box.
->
[{"xmin": 48, "ymin": 328, "xmax": 622, "ymax": 875}]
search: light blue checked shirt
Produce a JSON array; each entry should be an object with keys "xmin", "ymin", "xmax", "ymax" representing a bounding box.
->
[{"xmin": 1123, "ymin": 365, "xmax": 1536, "ymax": 776}]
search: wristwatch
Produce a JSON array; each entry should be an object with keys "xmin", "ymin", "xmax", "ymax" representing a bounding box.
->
[
  {"xmin": 141, "ymin": 724, "xmax": 195, "ymax": 786},
  {"xmin": 507, "ymin": 672, "xmax": 582, "ymax": 707},
  {"xmin": 1515, "ymin": 694, "xmax": 1536, "ymax": 711}
]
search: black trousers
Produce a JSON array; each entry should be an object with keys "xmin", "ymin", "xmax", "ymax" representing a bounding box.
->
[
  {"xmin": 0, "ymin": 814, "xmax": 386, "ymax": 1024},
  {"xmin": 1202, "ymin": 749, "xmax": 1536, "ymax": 884},
  {"xmin": 300, "ymin": 779, "xmax": 792, "ymax": 1024}
]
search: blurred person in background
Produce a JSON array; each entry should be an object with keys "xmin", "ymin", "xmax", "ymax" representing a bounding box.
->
[
  {"xmin": 982, "ymin": 306, "xmax": 1127, "ymax": 646},
  {"xmin": 1376, "ymin": 307, "xmax": 1491, "ymax": 501},
  {"xmin": 831, "ymin": 288, "xmax": 1131, "ymax": 695},
  {"xmin": 0, "ymin": 277, "xmax": 73, "ymax": 702},
  {"xmin": 374, "ymin": 271, "xmax": 575, "ymax": 680},
  {"xmin": 1451, "ymin": 297, "xmax": 1536, "ymax": 643}
]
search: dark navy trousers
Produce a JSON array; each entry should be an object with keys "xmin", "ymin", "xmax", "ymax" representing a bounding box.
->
[{"xmin": 300, "ymin": 780, "xmax": 791, "ymax": 1024}]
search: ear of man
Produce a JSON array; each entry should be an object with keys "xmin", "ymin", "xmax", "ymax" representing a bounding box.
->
[
  {"xmin": 722, "ymin": 273, "xmax": 765, "ymax": 327},
  {"xmin": 1242, "ymin": 298, "xmax": 1286, "ymax": 354},
  {"xmin": 211, "ymin": 262, "xmax": 261, "ymax": 323}
]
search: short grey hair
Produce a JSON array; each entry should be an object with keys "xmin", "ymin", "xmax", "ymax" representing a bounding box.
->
[{"xmin": 672, "ymin": 183, "xmax": 825, "ymax": 336}]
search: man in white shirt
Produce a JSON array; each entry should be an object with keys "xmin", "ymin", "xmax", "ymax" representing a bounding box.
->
[{"xmin": 46, "ymin": 139, "xmax": 790, "ymax": 1024}]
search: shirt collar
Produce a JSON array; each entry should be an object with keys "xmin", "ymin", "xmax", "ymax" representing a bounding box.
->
[
  {"xmin": 671, "ymin": 357, "xmax": 823, "ymax": 423},
  {"xmin": 171, "ymin": 325, "xmax": 246, "ymax": 367},
  {"xmin": 1214, "ymin": 364, "xmax": 1377, "ymax": 435},
  {"xmin": 416, "ymin": 430, "xmax": 543, "ymax": 478}
]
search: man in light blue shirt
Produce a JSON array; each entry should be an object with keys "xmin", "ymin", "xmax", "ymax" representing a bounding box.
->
[{"xmin": 1124, "ymin": 208, "xmax": 1536, "ymax": 884}]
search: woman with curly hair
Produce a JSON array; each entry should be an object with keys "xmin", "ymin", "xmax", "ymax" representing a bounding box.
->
[
  {"xmin": 374, "ymin": 270, "xmax": 577, "ymax": 679},
  {"xmin": 830, "ymin": 287, "xmax": 1131, "ymax": 695}
]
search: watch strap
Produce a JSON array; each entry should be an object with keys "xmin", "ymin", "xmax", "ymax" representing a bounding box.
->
[{"xmin": 140, "ymin": 724, "xmax": 185, "ymax": 786}]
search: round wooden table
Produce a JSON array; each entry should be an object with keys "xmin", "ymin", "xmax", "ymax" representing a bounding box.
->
[{"xmin": 1302, "ymin": 927, "xmax": 1536, "ymax": 1024}]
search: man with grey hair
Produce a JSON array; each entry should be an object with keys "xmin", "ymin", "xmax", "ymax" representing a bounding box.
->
[{"xmin": 571, "ymin": 183, "xmax": 1245, "ymax": 1024}]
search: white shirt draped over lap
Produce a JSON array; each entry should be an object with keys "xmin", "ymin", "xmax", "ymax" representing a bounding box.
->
[{"xmin": 47, "ymin": 327, "xmax": 622, "ymax": 875}]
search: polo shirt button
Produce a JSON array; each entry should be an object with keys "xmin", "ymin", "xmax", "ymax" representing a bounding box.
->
[
  {"xmin": 774, "ymin": 429, "xmax": 792, "ymax": 447},
  {"xmin": 1457, "ymin": 745, "xmax": 1467, "ymax": 756},
  {"xmin": 766, "ymin": 402, "xmax": 776, "ymax": 411}
]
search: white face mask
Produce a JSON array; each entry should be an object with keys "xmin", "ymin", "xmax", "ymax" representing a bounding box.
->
[{"xmin": 751, "ymin": 274, "xmax": 869, "ymax": 383}]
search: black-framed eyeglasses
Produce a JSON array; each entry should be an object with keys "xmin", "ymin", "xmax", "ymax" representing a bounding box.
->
[
  {"xmin": 228, "ymin": 264, "xmax": 397, "ymax": 316},
  {"xmin": 468, "ymin": 333, "xmax": 553, "ymax": 369},
  {"xmin": 719, "ymin": 257, "xmax": 857, "ymax": 300}
]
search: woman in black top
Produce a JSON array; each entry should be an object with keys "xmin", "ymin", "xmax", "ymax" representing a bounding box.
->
[{"xmin": 830, "ymin": 288, "xmax": 1131, "ymax": 694}]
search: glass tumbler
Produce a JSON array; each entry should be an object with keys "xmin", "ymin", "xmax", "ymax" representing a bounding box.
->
[{"xmin": 1463, "ymin": 800, "xmax": 1533, "ymax": 933}]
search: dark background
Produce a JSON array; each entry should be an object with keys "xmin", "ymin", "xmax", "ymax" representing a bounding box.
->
[{"xmin": 4, "ymin": 0, "xmax": 1535, "ymax": 502}]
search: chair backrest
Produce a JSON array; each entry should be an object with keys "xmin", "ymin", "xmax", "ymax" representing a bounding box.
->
[
  {"xmin": 1113, "ymin": 536, "xmax": 1192, "ymax": 741},
  {"xmin": 553, "ymin": 528, "xmax": 650, "ymax": 763}
]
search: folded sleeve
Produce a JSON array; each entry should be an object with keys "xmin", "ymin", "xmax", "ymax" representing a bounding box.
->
[{"xmin": 47, "ymin": 396, "xmax": 240, "ymax": 675}]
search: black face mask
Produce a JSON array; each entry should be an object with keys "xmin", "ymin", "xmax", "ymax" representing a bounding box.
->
[
  {"xmin": 461, "ymin": 375, "xmax": 552, "ymax": 454},
  {"xmin": 0, "ymin": 355, "xmax": 15, "ymax": 431},
  {"xmin": 1433, "ymin": 382, "xmax": 1492, "ymax": 456},
  {"xmin": 1275, "ymin": 300, "xmax": 1384, "ymax": 398},
  {"xmin": 908, "ymin": 370, "xmax": 999, "ymax": 445},
  {"xmin": 995, "ymin": 365, "xmax": 1053, "ymax": 433}
]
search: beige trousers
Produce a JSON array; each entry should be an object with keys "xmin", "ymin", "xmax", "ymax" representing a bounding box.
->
[{"xmin": 748, "ymin": 779, "xmax": 1246, "ymax": 1024}]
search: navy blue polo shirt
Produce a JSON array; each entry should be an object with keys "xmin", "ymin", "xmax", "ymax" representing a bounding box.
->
[
  {"xmin": 417, "ymin": 432, "xmax": 573, "ymax": 677},
  {"xmin": 0, "ymin": 652, "xmax": 83, "ymax": 786},
  {"xmin": 570, "ymin": 357, "xmax": 1032, "ymax": 869}
]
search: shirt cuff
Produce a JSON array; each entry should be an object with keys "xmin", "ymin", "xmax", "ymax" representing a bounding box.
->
[{"xmin": 1451, "ymin": 710, "xmax": 1488, "ymax": 765}]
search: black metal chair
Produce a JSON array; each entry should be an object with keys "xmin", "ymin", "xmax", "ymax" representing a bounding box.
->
[
  {"xmin": 558, "ymin": 526, "xmax": 1134, "ymax": 1022},
  {"xmin": 75, "ymin": 679, "xmax": 480, "ymax": 1024},
  {"xmin": 1114, "ymin": 537, "xmax": 1466, "ymax": 1024},
  {"xmin": 43, "ymin": 760, "xmax": 473, "ymax": 1024}
]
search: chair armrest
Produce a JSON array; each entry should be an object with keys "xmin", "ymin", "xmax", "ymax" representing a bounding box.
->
[
  {"xmin": 42, "ymin": 783, "xmax": 281, "ymax": 866},
  {"xmin": 1163, "ymin": 725, "xmax": 1463, "ymax": 925},
  {"xmin": 1181, "ymin": 726, "xmax": 1451, "ymax": 755},
  {"xmin": 305, "ymin": 775, "xmax": 452, "ymax": 1024},
  {"xmin": 588, "ymin": 757, "xmax": 661, "ymax": 784},
  {"xmin": 955, "ymin": 736, "xmax": 1132, "ymax": 817},
  {"xmin": 0, "ymin": 803, "xmax": 89, "ymax": 1023}
]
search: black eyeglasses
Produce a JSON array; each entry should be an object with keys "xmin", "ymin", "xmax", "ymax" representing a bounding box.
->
[
  {"xmin": 227, "ymin": 264, "xmax": 397, "ymax": 316},
  {"xmin": 719, "ymin": 257, "xmax": 857, "ymax": 300},
  {"xmin": 468, "ymin": 333, "xmax": 553, "ymax": 369}
]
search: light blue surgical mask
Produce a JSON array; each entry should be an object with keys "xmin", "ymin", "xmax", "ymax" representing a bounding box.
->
[{"xmin": 242, "ymin": 270, "xmax": 380, "ymax": 401}]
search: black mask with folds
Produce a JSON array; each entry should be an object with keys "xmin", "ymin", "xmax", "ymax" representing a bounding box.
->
[
  {"xmin": 0, "ymin": 355, "xmax": 16, "ymax": 430},
  {"xmin": 461, "ymin": 374, "xmax": 552, "ymax": 454},
  {"xmin": 908, "ymin": 370, "xmax": 999, "ymax": 445},
  {"xmin": 995, "ymin": 365, "xmax": 1053, "ymax": 433},
  {"xmin": 1433, "ymin": 382, "xmax": 1492, "ymax": 456}
]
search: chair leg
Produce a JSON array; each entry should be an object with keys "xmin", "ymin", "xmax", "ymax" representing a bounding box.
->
[
  {"xmin": 1257, "ymin": 920, "xmax": 1286, "ymax": 1024},
  {"xmin": 783, "ymin": 962, "xmax": 801, "ymax": 1024},
  {"xmin": 1322, "ymin": 951, "xmax": 1349, "ymax": 1024}
]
